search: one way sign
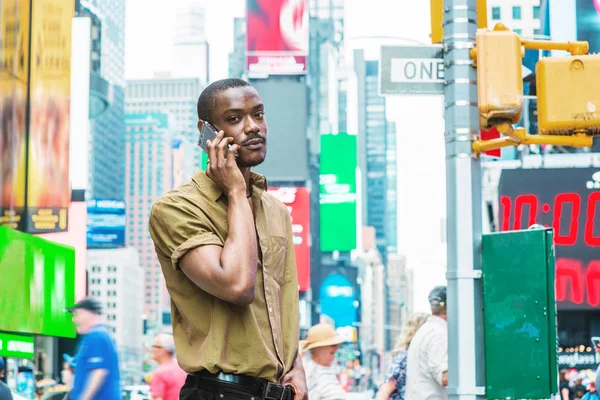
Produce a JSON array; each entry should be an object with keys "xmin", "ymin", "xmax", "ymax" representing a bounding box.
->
[{"xmin": 379, "ymin": 45, "xmax": 444, "ymax": 95}]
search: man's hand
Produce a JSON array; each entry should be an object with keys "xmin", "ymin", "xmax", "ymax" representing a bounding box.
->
[
  {"xmin": 280, "ymin": 356, "xmax": 308, "ymax": 400},
  {"xmin": 205, "ymin": 131, "xmax": 245, "ymax": 196}
]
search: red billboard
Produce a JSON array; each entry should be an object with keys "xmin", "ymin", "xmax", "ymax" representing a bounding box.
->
[
  {"xmin": 268, "ymin": 187, "xmax": 310, "ymax": 291},
  {"xmin": 246, "ymin": 0, "xmax": 308, "ymax": 75}
]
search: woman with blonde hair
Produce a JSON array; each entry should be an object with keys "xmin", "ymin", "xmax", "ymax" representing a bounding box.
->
[{"xmin": 375, "ymin": 312, "xmax": 429, "ymax": 400}]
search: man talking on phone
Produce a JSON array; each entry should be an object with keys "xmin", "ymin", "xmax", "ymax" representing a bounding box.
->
[{"xmin": 149, "ymin": 78, "xmax": 308, "ymax": 400}]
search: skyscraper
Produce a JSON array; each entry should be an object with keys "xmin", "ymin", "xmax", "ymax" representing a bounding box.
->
[
  {"xmin": 364, "ymin": 59, "xmax": 389, "ymax": 262},
  {"xmin": 86, "ymin": 0, "xmax": 127, "ymax": 200},
  {"xmin": 487, "ymin": 0, "xmax": 542, "ymax": 37},
  {"xmin": 386, "ymin": 121, "xmax": 398, "ymax": 254},
  {"xmin": 172, "ymin": 1, "xmax": 209, "ymax": 83},
  {"xmin": 124, "ymin": 113, "xmax": 174, "ymax": 323},
  {"xmin": 125, "ymin": 76, "xmax": 205, "ymax": 173}
]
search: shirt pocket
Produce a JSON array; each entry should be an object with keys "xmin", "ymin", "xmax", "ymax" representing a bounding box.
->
[{"xmin": 268, "ymin": 235, "xmax": 289, "ymax": 286}]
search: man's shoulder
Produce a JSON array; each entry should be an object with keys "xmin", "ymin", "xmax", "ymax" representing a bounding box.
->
[
  {"xmin": 150, "ymin": 180, "xmax": 211, "ymax": 219},
  {"xmin": 86, "ymin": 326, "xmax": 116, "ymax": 346},
  {"xmin": 261, "ymin": 191, "xmax": 290, "ymax": 218}
]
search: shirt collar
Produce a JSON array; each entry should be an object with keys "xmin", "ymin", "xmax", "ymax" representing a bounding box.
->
[{"xmin": 191, "ymin": 169, "xmax": 268, "ymax": 201}]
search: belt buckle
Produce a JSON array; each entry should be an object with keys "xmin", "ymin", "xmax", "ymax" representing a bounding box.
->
[{"xmin": 264, "ymin": 382, "xmax": 286, "ymax": 400}]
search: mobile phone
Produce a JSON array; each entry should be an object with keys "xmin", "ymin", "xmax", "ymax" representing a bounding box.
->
[
  {"xmin": 197, "ymin": 122, "xmax": 236, "ymax": 157},
  {"xmin": 197, "ymin": 121, "xmax": 219, "ymax": 154},
  {"xmin": 592, "ymin": 336, "xmax": 600, "ymax": 348}
]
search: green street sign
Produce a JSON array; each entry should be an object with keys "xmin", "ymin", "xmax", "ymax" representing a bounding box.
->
[{"xmin": 0, "ymin": 332, "xmax": 35, "ymax": 359}]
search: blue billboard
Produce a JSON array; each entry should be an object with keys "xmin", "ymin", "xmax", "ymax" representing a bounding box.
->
[
  {"xmin": 319, "ymin": 273, "xmax": 358, "ymax": 328},
  {"xmin": 86, "ymin": 199, "xmax": 126, "ymax": 248}
]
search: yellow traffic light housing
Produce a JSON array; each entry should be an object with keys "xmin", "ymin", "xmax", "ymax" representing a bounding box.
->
[
  {"xmin": 536, "ymin": 54, "xmax": 600, "ymax": 136},
  {"xmin": 474, "ymin": 24, "xmax": 524, "ymax": 129}
]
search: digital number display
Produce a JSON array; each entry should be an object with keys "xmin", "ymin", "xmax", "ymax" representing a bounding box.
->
[{"xmin": 498, "ymin": 168, "xmax": 600, "ymax": 310}]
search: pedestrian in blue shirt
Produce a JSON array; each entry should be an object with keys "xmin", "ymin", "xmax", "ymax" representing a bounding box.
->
[{"xmin": 66, "ymin": 298, "xmax": 121, "ymax": 400}]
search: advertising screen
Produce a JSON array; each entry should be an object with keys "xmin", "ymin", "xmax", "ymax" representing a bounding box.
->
[
  {"xmin": 87, "ymin": 199, "xmax": 126, "ymax": 249},
  {"xmin": 0, "ymin": 0, "xmax": 30, "ymax": 231},
  {"xmin": 0, "ymin": 226, "xmax": 76, "ymax": 337},
  {"xmin": 320, "ymin": 134, "xmax": 357, "ymax": 252},
  {"xmin": 246, "ymin": 0, "xmax": 308, "ymax": 75},
  {"xmin": 267, "ymin": 187, "xmax": 310, "ymax": 291},
  {"xmin": 24, "ymin": 0, "xmax": 74, "ymax": 233},
  {"xmin": 0, "ymin": 332, "xmax": 34, "ymax": 359},
  {"xmin": 576, "ymin": 0, "xmax": 600, "ymax": 54},
  {"xmin": 498, "ymin": 167, "xmax": 600, "ymax": 310},
  {"xmin": 251, "ymin": 79, "xmax": 308, "ymax": 182}
]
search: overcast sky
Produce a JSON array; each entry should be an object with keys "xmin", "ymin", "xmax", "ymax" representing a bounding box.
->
[{"xmin": 124, "ymin": 0, "xmax": 433, "ymax": 80}]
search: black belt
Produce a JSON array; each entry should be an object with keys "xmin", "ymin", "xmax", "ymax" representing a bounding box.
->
[{"xmin": 192, "ymin": 370, "xmax": 293, "ymax": 400}]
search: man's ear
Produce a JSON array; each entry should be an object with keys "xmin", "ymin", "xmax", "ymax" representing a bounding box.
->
[{"xmin": 197, "ymin": 119, "xmax": 205, "ymax": 132}]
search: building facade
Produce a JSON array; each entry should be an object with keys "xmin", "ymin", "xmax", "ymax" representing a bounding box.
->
[
  {"xmin": 87, "ymin": 247, "xmax": 144, "ymax": 384},
  {"xmin": 125, "ymin": 76, "xmax": 204, "ymax": 173},
  {"xmin": 386, "ymin": 254, "xmax": 414, "ymax": 347},
  {"xmin": 172, "ymin": 1, "xmax": 209, "ymax": 82},
  {"xmin": 86, "ymin": 0, "xmax": 127, "ymax": 200},
  {"xmin": 124, "ymin": 113, "xmax": 174, "ymax": 323},
  {"xmin": 487, "ymin": 0, "xmax": 542, "ymax": 37}
]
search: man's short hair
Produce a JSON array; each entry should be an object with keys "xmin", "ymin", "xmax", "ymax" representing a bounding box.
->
[
  {"xmin": 155, "ymin": 333, "xmax": 176, "ymax": 355},
  {"xmin": 197, "ymin": 78, "xmax": 252, "ymax": 122}
]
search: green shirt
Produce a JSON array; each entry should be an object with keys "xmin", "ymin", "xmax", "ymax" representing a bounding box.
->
[{"xmin": 149, "ymin": 170, "xmax": 300, "ymax": 383}]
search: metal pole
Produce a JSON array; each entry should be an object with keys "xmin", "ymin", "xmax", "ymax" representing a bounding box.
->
[{"xmin": 443, "ymin": 1, "xmax": 485, "ymax": 400}]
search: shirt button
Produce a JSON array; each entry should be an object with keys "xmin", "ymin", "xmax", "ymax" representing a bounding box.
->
[{"xmin": 268, "ymin": 307, "xmax": 273, "ymax": 313}]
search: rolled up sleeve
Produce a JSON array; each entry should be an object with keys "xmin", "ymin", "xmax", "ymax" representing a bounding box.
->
[
  {"xmin": 149, "ymin": 195, "xmax": 223, "ymax": 270},
  {"xmin": 427, "ymin": 332, "xmax": 448, "ymax": 386}
]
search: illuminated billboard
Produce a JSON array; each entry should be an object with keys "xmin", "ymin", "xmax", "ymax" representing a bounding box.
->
[
  {"xmin": 0, "ymin": 0, "xmax": 30, "ymax": 231},
  {"xmin": 0, "ymin": 225, "xmax": 76, "ymax": 337},
  {"xmin": 319, "ymin": 134, "xmax": 357, "ymax": 252},
  {"xmin": 498, "ymin": 167, "xmax": 600, "ymax": 310},
  {"xmin": 87, "ymin": 199, "xmax": 126, "ymax": 249},
  {"xmin": 0, "ymin": 0, "xmax": 74, "ymax": 233},
  {"xmin": 267, "ymin": 187, "xmax": 310, "ymax": 291},
  {"xmin": 246, "ymin": 0, "xmax": 308, "ymax": 75},
  {"xmin": 24, "ymin": 0, "xmax": 74, "ymax": 233}
]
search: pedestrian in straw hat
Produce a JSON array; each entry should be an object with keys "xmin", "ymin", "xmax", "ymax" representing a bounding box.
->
[{"xmin": 300, "ymin": 323, "xmax": 348, "ymax": 400}]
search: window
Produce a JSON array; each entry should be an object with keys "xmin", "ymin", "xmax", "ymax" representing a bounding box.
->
[
  {"xmin": 492, "ymin": 7, "xmax": 501, "ymax": 20},
  {"xmin": 514, "ymin": 29, "xmax": 522, "ymax": 36},
  {"xmin": 533, "ymin": 5, "xmax": 540, "ymax": 19},
  {"xmin": 512, "ymin": 6, "xmax": 521, "ymax": 19}
]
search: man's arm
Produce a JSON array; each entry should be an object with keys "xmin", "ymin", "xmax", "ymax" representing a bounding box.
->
[
  {"xmin": 426, "ymin": 332, "xmax": 448, "ymax": 388},
  {"xmin": 179, "ymin": 187, "xmax": 257, "ymax": 306},
  {"xmin": 160, "ymin": 133, "xmax": 258, "ymax": 306},
  {"xmin": 80, "ymin": 369, "xmax": 108, "ymax": 400}
]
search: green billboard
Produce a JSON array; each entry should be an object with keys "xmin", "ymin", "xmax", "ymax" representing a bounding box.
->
[
  {"xmin": 0, "ymin": 226, "xmax": 76, "ymax": 338},
  {"xmin": 319, "ymin": 133, "xmax": 357, "ymax": 252},
  {"xmin": 0, "ymin": 332, "xmax": 35, "ymax": 359}
]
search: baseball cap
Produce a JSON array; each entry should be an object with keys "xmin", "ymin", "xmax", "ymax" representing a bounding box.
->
[
  {"xmin": 428, "ymin": 286, "xmax": 447, "ymax": 307},
  {"xmin": 65, "ymin": 297, "xmax": 102, "ymax": 314},
  {"xmin": 62, "ymin": 353, "xmax": 76, "ymax": 368}
]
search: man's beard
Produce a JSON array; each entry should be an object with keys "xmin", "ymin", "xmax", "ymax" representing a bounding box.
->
[{"xmin": 236, "ymin": 150, "xmax": 267, "ymax": 168}]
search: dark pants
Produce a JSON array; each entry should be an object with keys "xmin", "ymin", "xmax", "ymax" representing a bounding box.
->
[{"xmin": 180, "ymin": 374, "xmax": 293, "ymax": 400}]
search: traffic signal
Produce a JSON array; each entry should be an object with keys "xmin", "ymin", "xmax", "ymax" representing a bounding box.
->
[
  {"xmin": 536, "ymin": 54, "xmax": 600, "ymax": 136},
  {"xmin": 474, "ymin": 24, "xmax": 524, "ymax": 129}
]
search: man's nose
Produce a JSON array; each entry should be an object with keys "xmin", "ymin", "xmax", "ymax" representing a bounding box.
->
[{"xmin": 243, "ymin": 116, "xmax": 261, "ymax": 134}]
